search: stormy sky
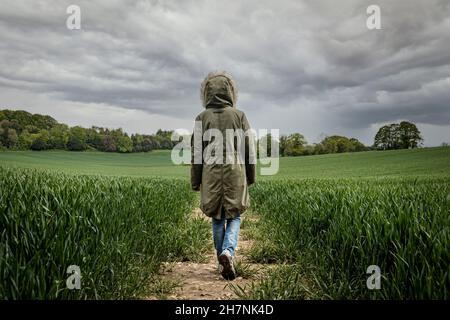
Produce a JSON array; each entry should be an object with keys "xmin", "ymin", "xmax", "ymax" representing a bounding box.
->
[{"xmin": 0, "ymin": 0, "xmax": 449, "ymax": 146}]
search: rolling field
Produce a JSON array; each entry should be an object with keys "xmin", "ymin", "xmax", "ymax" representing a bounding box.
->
[
  {"xmin": 0, "ymin": 147, "xmax": 449, "ymax": 178},
  {"xmin": 0, "ymin": 150, "xmax": 188, "ymax": 178},
  {"xmin": 1, "ymin": 147, "xmax": 449, "ymax": 299}
]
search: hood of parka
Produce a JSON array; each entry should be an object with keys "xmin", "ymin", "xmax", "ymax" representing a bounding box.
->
[{"xmin": 200, "ymin": 71, "xmax": 238, "ymax": 108}]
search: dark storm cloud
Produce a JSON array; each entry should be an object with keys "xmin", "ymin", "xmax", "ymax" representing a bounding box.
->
[{"xmin": 0, "ymin": 0, "xmax": 449, "ymax": 143}]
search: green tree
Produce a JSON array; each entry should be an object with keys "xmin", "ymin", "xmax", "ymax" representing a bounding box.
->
[
  {"xmin": 86, "ymin": 127, "xmax": 103, "ymax": 150},
  {"xmin": 67, "ymin": 126, "xmax": 87, "ymax": 151},
  {"xmin": 101, "ymin": 135, "xmax": 117, "ymax": 152},
  {"xmin": 1, "ymin": 109, "xmax": 57, "ymax": 131},
  {"xmin": 132, "ymin": 134, "xmax": 157, "ymax": 152},
  {"xmin": 0, "ymin": 120, "xmax": 19, "ymax": 148},
  {"xmin": 18, "ymin": 130, "xmax": 33, "ymax": 150},
  {"xmin": 24, "ymin": 125, "xmax": 40, "ymax": 134},
  {"xmin": 398, "ymin": 121, "xmax": 423, "ymax": 149},
  {"xmin": 315, "ymin": 135, "xmax": 366, "ymax": 154},
  {"xmin": 131, "ymin": 134, "xmax": 144, "ymax": 152},
  {"xmin": 284, "ymin": 133, "xmax": 307, "ymax": 156},
  {"xmin": 49, "ymin": 124, "xmax": 69, "ymax": 149},
  {"xmin": 349, "ymin": 138, "xmax": 367, "ymax": 152},
  {"xmin": 30, "ymin": 130, "xmax": 50, "ymax": 150},
  {"xmin": 318, "ymin": 136, "xmax": 346, "ymax": 153},
  {"xmin": 374, "ymin": 121, "xmax": 422, "ymax": 150},
  {"xmin": 7, "ymin": 129, "xmax": 18, "ymax": 148},
  {"xmin": 279, "ymin": 135, "xmax": 287, "ymax": 156},
  {"xmin": 117, "ymin": 135, "xmax": 133, "ymax": 153},
  {"xmin": 374, "ymin": 125, "xmax": 391, "ymax": 150},
  {"xmin": 155, "ymin": 129, "xmax": 175, "ymax": 149}
]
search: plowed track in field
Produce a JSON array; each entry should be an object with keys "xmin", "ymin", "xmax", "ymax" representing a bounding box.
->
[{"xmin": 146, "ymin": 208, "xmax": 270, "ymax": 300}]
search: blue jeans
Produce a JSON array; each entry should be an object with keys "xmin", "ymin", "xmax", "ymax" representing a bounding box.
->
[{"xmin": 212, "ymin": 214, "xmax": 241, "ymax": 258}]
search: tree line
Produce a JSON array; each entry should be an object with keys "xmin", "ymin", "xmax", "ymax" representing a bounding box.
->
[
  {"xmin": 0, "ymin": 109, "xmax": 424, "ymax": 155},
  {"xmin": 259, "ymin": 120, "xmax": 423, "ymax": 157},
  {"xmin": 0, "ymin": 109, "xmax": 176, "ymax": 153},
  {"xmin": 259, "ymin": 133, "xmax": 368, "ymax": 157}
]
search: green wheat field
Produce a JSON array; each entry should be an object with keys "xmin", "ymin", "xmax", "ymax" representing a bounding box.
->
[{"xmin": 1, "ymin": 147, "xmax": 449, "ymax": 299}]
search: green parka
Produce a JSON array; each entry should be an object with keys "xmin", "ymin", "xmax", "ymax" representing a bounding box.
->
[{"xmin": 191, "ymin": 72, "xmax": 256, "ymax": 220}]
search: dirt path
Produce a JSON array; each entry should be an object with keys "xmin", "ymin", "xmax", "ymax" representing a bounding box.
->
[{"xmin": 146, "ymin": 208, "xmax": 267, "ymax": 300}]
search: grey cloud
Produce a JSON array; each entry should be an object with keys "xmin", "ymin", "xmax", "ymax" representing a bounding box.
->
[{"xmin": 0, "ymin": 0, "xmax": 449, "ymax": 145}]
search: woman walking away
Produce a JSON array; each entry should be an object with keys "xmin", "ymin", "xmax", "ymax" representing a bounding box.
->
[{"xmin": 191, "ymin": 71, "xmax": 256, "ymax": 281}]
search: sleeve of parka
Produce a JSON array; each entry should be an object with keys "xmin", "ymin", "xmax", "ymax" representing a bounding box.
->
[
  {"xmin": 191, "ymin": 115, "xmax": 203, "ymax": 191},
  {"xmin": 242, "ymin": 113, "xmax": 256, "ymax": 186}
]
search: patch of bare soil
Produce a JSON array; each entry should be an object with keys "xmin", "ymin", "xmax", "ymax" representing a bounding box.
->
[{"xmin": 146, "ymin": 208, "xmax": 268, "ymax": 300}]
